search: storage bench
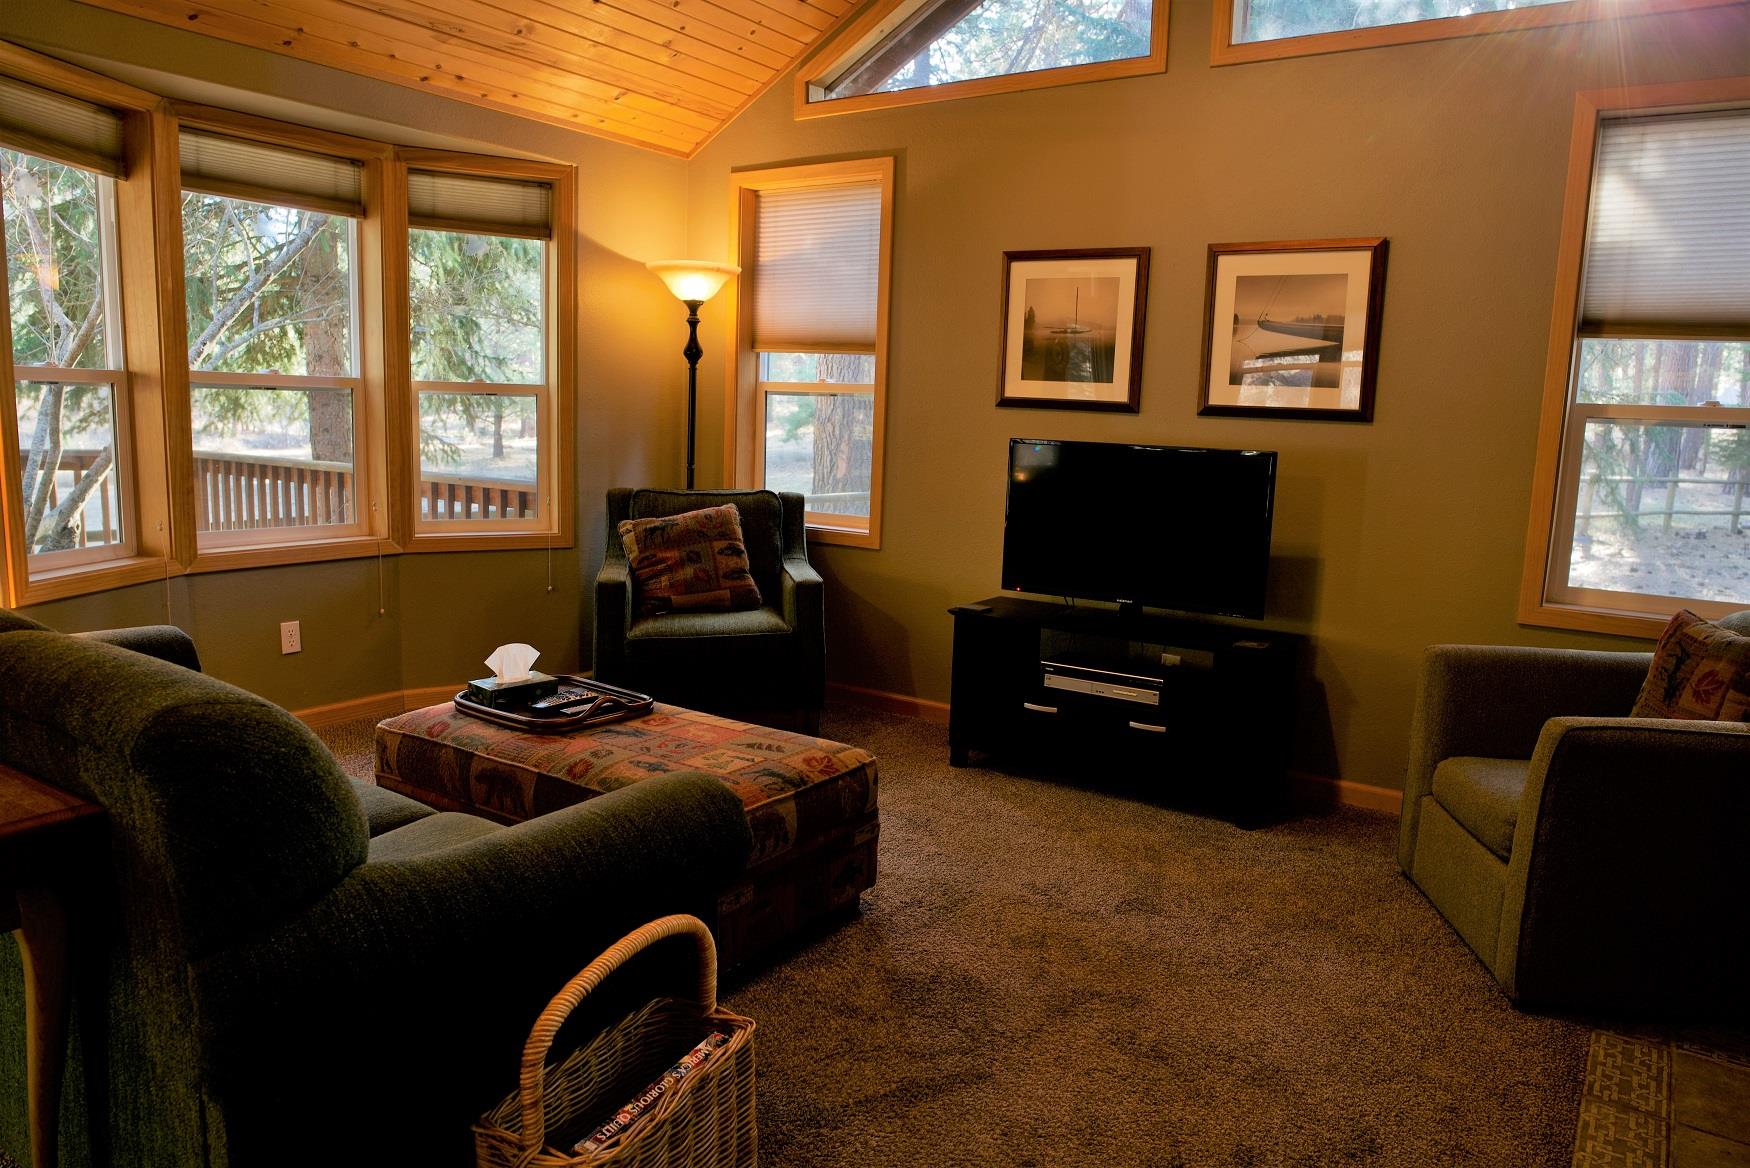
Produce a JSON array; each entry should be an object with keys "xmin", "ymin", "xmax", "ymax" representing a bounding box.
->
[{"xmin": 375, "ymin": 702, "xmax": 878, "ymax": 967}]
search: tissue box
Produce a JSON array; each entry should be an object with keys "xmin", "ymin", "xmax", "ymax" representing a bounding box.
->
[{"xmin": 465, "ymin": 672, "xmax": 559, "ymax": 710}]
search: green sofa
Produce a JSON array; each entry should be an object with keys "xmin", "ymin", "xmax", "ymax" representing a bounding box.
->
[
  {"xmin": 1398, "ymin": 612, "xmax": 1750, "ymax": 1014},
  {"xmin": 0, "ymin": 608, "xmax": 753, "ymax": 1167}
]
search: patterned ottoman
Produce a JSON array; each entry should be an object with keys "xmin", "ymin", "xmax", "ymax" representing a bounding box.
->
[{"xmin": 374, "ymin": 702, "xmax": 878, "ymax": 967}]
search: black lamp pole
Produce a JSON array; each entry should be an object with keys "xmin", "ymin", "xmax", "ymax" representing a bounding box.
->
[{"xmin": 682, "ymin": 298, "xmax": 703, "ymax": 490}]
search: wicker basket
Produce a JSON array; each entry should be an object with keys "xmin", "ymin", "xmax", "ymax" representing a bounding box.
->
[{"xmin": 474, "ymin": 915, "xmax": 757, "ymax": 1168}]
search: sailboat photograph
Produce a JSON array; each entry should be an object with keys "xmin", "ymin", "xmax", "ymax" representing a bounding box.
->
[
  {"xmin": 1020, "ymin": 275, "xmax": 1120, "ymax": 382},
  {"xmin": 1229, "ymin": 272, "xmax": 1348, "ymax": 389}
]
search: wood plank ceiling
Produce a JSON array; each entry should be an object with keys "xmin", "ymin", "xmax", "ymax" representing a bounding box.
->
[{"xmin": 75, "ymin": 0, "xmax": 856, "ymax": 156}]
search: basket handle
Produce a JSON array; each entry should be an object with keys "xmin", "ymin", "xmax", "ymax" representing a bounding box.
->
[{"xmin": 517, "ymin": 914, "xmax": 718, "ymax": 1151}]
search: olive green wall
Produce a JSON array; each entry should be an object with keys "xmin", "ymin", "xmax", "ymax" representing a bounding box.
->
[
  {"xmin": 3, "ymin": 0, "xmax": 694, "ymax": 709},
  {"xmin": 684, "ymin": 1, "xmax": 1750, "ymax": 789}
]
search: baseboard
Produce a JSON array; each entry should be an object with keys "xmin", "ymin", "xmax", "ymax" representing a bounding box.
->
[
  {"xmin": 1289, "ymin": 771, "xmax": 1403, "ymax": 815},
  {"xmin": 826, "ymin": 682, "xmax": 1403, "ymax": 814},
  {"xmin": 293, "ymin": 683, "xmax": 461, "ymax": 728},
  {"xmin": 292, "ymin": 690, "xmax": 407, "ymax": 730},
  {"xmin": 827, "ymin": 681, "xmax": 951, "ymax": 724}
]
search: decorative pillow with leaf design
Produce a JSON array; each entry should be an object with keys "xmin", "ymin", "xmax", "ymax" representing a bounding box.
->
[
  {"xmin": 619, "ymin": 504, "xmax": 762, "ymax": 617},
  {"xmin": 1631, "ymin": 609, "xmax": 1750, "ymax": 722}
]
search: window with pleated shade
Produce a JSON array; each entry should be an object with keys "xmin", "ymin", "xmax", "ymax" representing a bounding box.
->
[{"xmin": 734, "ymin": 160, "xmax": 893, "ymax": 548}]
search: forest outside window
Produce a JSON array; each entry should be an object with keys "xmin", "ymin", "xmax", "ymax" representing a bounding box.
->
[
  {"xmin": 1522, "ymin": 92, "xmax": 1750, "ymax": 634},
  {"xmin": 407, "ymin": 166, "xmax": 554, "ymax": 532},
  {"xmin": 181, "ymin": 128, "xmax": 367, "ymax": 546},
  {"xmin": 730, "ymin": 160, "xmax": 893, "ymax": 548},
  {"xmin": 798, "ymin": 0, "xmax": 1164, "ymax": 116},
  {"xmin": 1214, "ymin": 0, "xmax": 1737, "ymax": 64}
]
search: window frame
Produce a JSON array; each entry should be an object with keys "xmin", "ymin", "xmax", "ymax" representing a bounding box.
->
[
  {"xmin": 0, "ymin": 43, "xmax": 174, "ymax": 607},
  {"xmin": 397, "ymin": 149, "xmax": 575, "ymax": 552},
  {"xmin": 794, "ymin": 0, "xmax": 1167, "ymax": 120},
  {"xmin": 173, "ymin": 104, "xmax": 392, "ymax": 572},
  {"xmin": 1519, "ymin": 78, "xmax": 1750, "ymax": 638},
  {"xmin": 1211, "ymin": 0, "xmax": 1741, "ymax": 67},
  {"xmin": 726, "ymin": 158, "xmax": 894, "ymax": 550}
]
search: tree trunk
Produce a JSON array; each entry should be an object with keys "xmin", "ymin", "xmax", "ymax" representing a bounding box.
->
[
  {"xmin": 300, "ymin": 224, "xmax": 353, "ymax": 468},
  {"xmin": 492, "ymin": 398, "xmax": 506, "ymax": 459},
  {"xmin": 810, "ymin": 354, "xmax": 873, "ymax": 515},
  {"xmin": 1678, "ymin": 342, "xmax": 1722, "ymax": 469}
]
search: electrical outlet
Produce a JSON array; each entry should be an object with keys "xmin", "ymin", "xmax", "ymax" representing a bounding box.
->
[{"xmin": 280, "ymin": 620, "xmax": 302, "ymax": 655}]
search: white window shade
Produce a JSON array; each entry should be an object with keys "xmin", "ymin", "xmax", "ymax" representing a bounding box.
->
[
  {"xmin": 407, "ymin": 170, "xmax": 552, "ymax": 239},
  {"xmin": 179, "ymin": 128, "xmax": 364, "ymax": 217},
  {"xmin": 1580, "ymin": 110, "xmax": 1750, "ymax": 333},
  {"xmin": 753, "ymin": 182, "xmax": 882, "ymax": 352},
  {"xmin": 0, "ymin": 74, "xmax": 125, "ymax": 176}
]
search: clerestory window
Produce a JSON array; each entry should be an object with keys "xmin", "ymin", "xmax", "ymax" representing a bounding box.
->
[{"xmin": 799, "ymin": 0, "xmax": 1165, "ymax": 117}]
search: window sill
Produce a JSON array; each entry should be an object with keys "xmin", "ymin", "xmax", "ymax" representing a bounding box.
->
[
  {"xmin": 16, "ymin": 555, "xmax": 171, "ymax": 606},
  {"xmin": 1210, "ymin": 0, "xmax": 1740, "ymax": 66},
  {"xmin": 405, "ymin": 530, "xmax": 574, "ymax": 554},
  {"xmin": 191, "ymin": 536, "xmax": 397, "ymax": 574},
  {"xmin": 806, "ymin": 523, "xmax": 879, "ymax": 550},
  {"xmin": 1516, "ymin": 597, "xmax": 1745, "ymax": 640}
]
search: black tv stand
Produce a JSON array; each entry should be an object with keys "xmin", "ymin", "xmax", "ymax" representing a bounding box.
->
[{"xmin": 947, "ymin": 595, "xmax": 1298, "ymax": 825}]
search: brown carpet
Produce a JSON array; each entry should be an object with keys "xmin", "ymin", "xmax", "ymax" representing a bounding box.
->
[{"xmin": 317, "ymin": 703, "xmax": 1590, "ymax": 1167}]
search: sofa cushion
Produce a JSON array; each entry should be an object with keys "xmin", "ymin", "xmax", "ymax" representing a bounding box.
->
[
  {"xmin": 351, "ymin": 779, "xmax": 437, "ymax": 836},
  {"xmin": 1431, "ymin": 756, "xmax": 1530, "ymax": 862},
  {"xmin": 1633, "ymin": 609, "xmax": 1750, "ymax": 722},
  {"xmin": 619, "ymin": 504, "xmax": 762, "ymax": 617},
  {"xmin": 626, "ymin": 606, "xmax": 791, "ymax": 641},
  {"xmin": 366, "ymin": 811, "xmax": 501, "ymax": 861}
]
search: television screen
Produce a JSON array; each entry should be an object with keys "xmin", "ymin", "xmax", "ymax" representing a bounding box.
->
[{"xmin": 1002, "ymin": 438, "xmax": 1277, "ymax": 619}]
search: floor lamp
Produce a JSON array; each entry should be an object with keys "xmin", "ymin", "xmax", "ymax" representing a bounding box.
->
[{"xmin": 647, "ymin": 260, "xmax": 739, "ymax": 490}]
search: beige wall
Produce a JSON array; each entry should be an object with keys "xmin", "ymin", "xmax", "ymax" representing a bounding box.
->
[
  {"xmin": 3, "ymin": 0, "xmax": 693, "ymax": 708},
  {"xmin": 685, "ymin": 1, "xmax": 1750, "ymax": 789}
]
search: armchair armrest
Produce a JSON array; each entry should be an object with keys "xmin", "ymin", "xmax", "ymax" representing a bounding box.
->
[
  {"xmin": 1495, "ymin": 716, "xmax": 1750, "ymax": 1008},
  {"xmin": 782, "ymin": 555, "xmax": 825, "ymax": 706},
  {"xmin": 196, "ymin": 773, "xmax": 753, "ymax": 1158},
  {"xmin": 1398, "ymin": 644, "xmax": 1650, "ymax": 870},
  {"xmin": 592, "ymin": 555, "xmax": 633, "ymax": 680},
  {"xmin": 75, "ymin": 624, "xmax": 202, "ymax": 672}
]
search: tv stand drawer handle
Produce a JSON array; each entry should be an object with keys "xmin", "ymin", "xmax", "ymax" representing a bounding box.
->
[
  {"xmin": 1128, "ymin": 721, "xmax": 1166, "ymax": 733},
  {"xmin": 1023, "ymin": 702, "xmax": 1058, "ymax": 715}
]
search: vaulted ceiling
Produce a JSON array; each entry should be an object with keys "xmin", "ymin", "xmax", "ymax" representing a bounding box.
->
[{"xmin": 76, "ymin": 0, "xmax": 856, "ymax": 156}]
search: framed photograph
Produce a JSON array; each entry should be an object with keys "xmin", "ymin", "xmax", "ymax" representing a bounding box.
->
[
  {"xmin": 1198, "ymin": 238, "xmax": 1388, "ymax": 422},
  {"xmin": 997, "ymin": 247, "xmax": 1150, "ymax": 412}
]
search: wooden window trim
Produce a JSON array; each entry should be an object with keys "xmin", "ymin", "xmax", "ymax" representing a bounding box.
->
[
  {"xmin": 0, "ymin": 46, "xmax": 174, "ymax": 608},
  {"xmin": 1518, "ymin": 77, "xmax": 1750, "ymax": 639},
  {"xmin": 1211, "ymin": 0, "xmax": 1742, "ymax": 67},
  {"xmin": 398, "ymin": 150, "xmax": 576, "ymax": 553},
  {"xmin": 793, "ymin": 0, "xmax": 1167, "ymax": 120},
  {"xmin": 725, "ymin": 158, "xmax": 893, "ymax": 550}
]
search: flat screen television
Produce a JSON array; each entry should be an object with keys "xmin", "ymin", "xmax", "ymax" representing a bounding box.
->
[{"xmin": 1002, "ymin": 438, "xmax": 1277, "ymax": 620}]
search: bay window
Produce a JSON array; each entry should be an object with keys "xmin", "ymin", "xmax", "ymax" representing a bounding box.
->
[
  {"xmin": 180, "ymin": 126, "xmax": 368, "ymax": 546},
  {"xmin": 405, "ymin": 160, "xmax": 566, "ymax": 538}
]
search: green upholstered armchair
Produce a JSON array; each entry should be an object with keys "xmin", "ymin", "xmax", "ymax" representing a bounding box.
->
[
  {"xmin": 594, "ymin": 487, "xmax": 825, "ymax": 731},
  {"xmin": 0, "ymin": 608, "xmax": 753, "ymax": 1168},
  {"xmin": 1398, "ymin": 612, "xmax": 1750, "ymax": 1015}
]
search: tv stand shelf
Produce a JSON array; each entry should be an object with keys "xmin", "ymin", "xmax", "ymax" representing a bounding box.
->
[{"xmin": 947, "ymin": 596, "xmax": 1298, "ymax": 824}]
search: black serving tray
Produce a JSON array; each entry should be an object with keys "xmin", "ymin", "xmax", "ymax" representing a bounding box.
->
[{"xmin": 452, "ymin": 675, "xmax": 655, "ymax": 733}]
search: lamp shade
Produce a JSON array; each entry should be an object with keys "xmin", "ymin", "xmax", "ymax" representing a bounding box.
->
[{"xmin": 647, "ymin": 260, "xmax": 740, "ymax": 304}]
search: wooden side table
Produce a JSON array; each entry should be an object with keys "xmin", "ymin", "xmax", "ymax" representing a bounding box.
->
[{"xmin": 0, "ymin": 763, "xmax": 104, "ymax": 1168}]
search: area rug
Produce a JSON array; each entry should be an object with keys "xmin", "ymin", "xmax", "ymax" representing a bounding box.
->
[
  {"xmin": 319, "ymin": 702, "xmax": 1592, "ymax": 1166},
  {"xmin": 1572, "ymin": 1028, "xmax": 1750, "ymax": 1167}
]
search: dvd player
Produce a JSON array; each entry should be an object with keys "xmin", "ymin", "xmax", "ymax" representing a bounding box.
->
[{"xmin": 1040, "ymin": 660, "xmax": 1162, "ymax": 707}]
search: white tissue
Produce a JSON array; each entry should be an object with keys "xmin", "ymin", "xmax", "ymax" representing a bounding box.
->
[{"xmin": 486, "ymin": 642, "xmax": 540, "ymax": 683}]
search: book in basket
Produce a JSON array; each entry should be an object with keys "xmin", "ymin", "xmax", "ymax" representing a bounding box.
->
[{"xmin": 572, "ymin": 1031, "xmax": 732, "ymax": 1154}]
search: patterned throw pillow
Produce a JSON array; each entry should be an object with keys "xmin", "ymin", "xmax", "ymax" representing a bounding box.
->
[
  {"xmin": 1631, "ymin": 609, "xmax": 1750, "ymax": 722},
  {"xmin": 619, "ymin": 504, "xmax": 762, "ymax": 618}
]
